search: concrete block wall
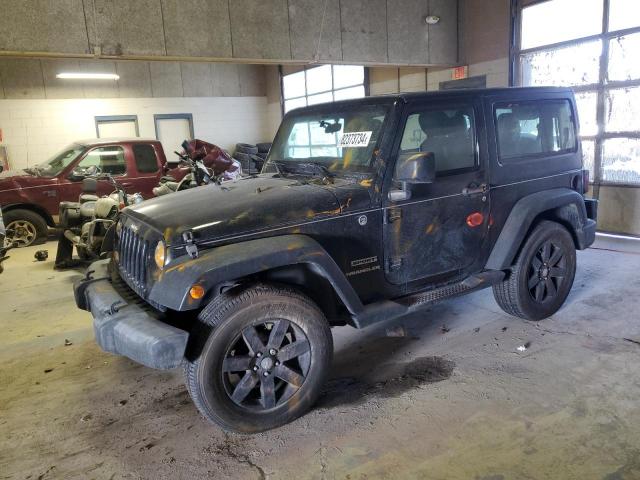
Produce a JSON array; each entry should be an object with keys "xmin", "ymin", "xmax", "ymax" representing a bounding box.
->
[
  {"xmin": 0, "ymin": 58, "xmax": 266, "ymax": 100},
  {"xmin": 0, "ymin": 97, "xmax": 272, "ymax": 171},
  {"xmin": 0, "ymin": 0, "xmax": 459, "ymax": 66},
  {"xmin": 369, "ymin": 67, "xmax": 428, "ymax": 95}
]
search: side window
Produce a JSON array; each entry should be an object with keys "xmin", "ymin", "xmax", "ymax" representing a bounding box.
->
[
  {"xmin": 77, "ymin": 146, "xmax": 126, "ymax": 175},
  {"xmin": 495, "ymin": 100, "xmax": 576, "ymax": 160},
  {"xmin": 396, "ymin": 106, "xmax": 476, "ymax": 176},
  {"xmin": 133, "ymin": 144, "xmax": 159, "ymax": 173}
]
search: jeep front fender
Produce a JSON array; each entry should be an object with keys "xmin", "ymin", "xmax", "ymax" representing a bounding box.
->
[
  {"xmin": 148, "ymin": 234, "xmax": 365, "ymax": 314},
  {"xmin": 485, "ymin": 188, "xmax": 596, "ymax": 270}
]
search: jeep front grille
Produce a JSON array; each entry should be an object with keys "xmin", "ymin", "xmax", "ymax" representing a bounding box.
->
[{"xmin": 117, "ymin": 226, "xmax": 150, "ymax": 297}]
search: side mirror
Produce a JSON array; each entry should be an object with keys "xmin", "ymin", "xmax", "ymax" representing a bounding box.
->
[
  {"xmin": 395, "ymin": 152, "xmax": 436, "ymax": 184},
  {"xmin": 68, "ymin": 169, "xmax": 85, "ymax": 181},
  {"xmin": 69, "ymin": 165, "xmax": 99, "ymax": 181}
]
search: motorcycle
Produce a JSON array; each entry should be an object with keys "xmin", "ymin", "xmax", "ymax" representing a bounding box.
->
[
  {"xmin": 153, "ymin": 139, "xmax": 241, "ymax": 196},
  {"xmin": 54, "ymin": 168, "xmax": 143, "ymax": 269}
]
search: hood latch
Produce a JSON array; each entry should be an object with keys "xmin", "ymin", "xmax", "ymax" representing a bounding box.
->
[{"xmin": 182, "ymin": 231, "xmax": 199, "ymax": 259}]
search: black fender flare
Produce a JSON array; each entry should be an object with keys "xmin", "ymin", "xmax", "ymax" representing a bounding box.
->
[
  {"xmin": 148, "ymin": 234, "xmax": 365, "ymax": 314},
  {"xmin": 485, "ymin": 188, "xmax": 594, "ymax": 270}
]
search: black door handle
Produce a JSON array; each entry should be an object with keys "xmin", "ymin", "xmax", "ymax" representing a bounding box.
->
[{"xmin": 462, "ymin": 183, "xmax": 488, "ymax": 196}]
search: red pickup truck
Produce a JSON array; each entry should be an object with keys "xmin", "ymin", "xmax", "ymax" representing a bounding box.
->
[{"xmin": 0, "ymin": 138, "xmax": 184, "ymax": 246}]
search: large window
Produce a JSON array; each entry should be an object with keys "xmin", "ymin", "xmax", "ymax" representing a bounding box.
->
[
  {"xmin": 495, "ymin": 101, "xmax": 577, "ymax": 160},
  {"xmin": 282, "ymin": 65, "xmax": 366, "ymax": 114},
  {"xmin": 397, "ymin": 106, "xmax": 476, "ymax": 175},
  {"xmin": 269, "ymin": 104, "xmax": 388, "ymax": 173},
  {"xmin": 77, "ymin": 146, "xmax": 126, "ymax": 176},
  {"xmin": 515, "ymin": 0, "xmax": 640, "ymax": 186}
]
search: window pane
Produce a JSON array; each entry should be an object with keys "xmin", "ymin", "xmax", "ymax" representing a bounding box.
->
[
  {"xmin": 602, "ymin": 138, "xmax": 640, "ymax": 184},
  {"xmin": 495, "ymin": 100, "xmax": 577, "ymax": 160},
  {"xmin": 605, "ymin": 86, "xmax": 640, "ymax": 132},
  {"xmin": 133, "ymin": 144, "xmax": 158, "ymax": 173},
  {"xmin": 307, "ymin": 92, "xmax": 333, "ymax": 106},
  {"xmin": 306, "ymin": 65, "xmax": 332, "ymax": 95},
  {"xmin": 520, "ymin": 40, "xmax": 601, "ymax": 87},
  {"xmin": 574, "ymin": 91, "xmax": 598, "ymax": 136},
  {"xmin": 271, "ymin": 105, "xmax": 389, "ymax": 171},
  {"xmin": 284, "ymin": 97, "xmax": 307, "ymax": 113},
  {"xmin": 288, "ymin": 122, "xmax": 310, "ymax": 146},
  {"xmin": 609, "ymin": 33, "xmax": 640, "ymax": 81},
  {"xmin": 521, "ymin": 0, "xmax": 603, "ymax": 49},
  {"xmin": 609, "ymin": 0, "xmax": 640, "ymax": 32},
  {"xmin": 333, "ymin": 65, "xmax": 365, "ymax": 89},
  {"xmin": 581, "ymin": 139, "xmax": 595, "ymax": 179},
  {"xmin": 79, "ymin": 146, "xmax": 126, "ymax": 175},
  {"xmin": 283, "ymin": 70, "xmax": 305, "ymax": 100},
  {"xmin": 334, "ymin": 85, "xmax": 366, "ymax": 101},
  {"xmin": 398, "ymin": 107, "xmax": 476, "ymax": 173}
]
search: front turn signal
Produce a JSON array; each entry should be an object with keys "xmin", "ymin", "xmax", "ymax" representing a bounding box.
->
[{"xmin": 189, "ymin": 284, "xmax": 205, "ymax": 300}]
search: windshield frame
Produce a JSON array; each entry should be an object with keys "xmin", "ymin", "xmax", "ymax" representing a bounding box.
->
[
  {"xmin": 265, "ymin": 99, "xmax": 394, "ymax": 178},
  {"xmin": 32, "ymin": 144, "xmax": 87, "ymax": 177}
]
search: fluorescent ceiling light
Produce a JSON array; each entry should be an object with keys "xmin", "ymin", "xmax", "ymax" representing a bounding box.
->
[{"xmin": 56, "ymin": 72, "xmax": 120, "ymax": 80}]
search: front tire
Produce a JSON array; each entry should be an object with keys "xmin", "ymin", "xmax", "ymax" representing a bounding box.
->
[
  {"xmin": 3, "ymin": 209, "xmax": 48, "ymax": 247},
  {"xmin": 185, "ymin": 284, "xmax": 333, "ymax": 433},
  {"xmin": 493, "ymin": 220, "xmax": 576, "ymax": 320}
]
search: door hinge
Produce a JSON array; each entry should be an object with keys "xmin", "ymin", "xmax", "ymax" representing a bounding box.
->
[
  {"xmin": 385, "ymin": 208, "xmax": 402, "ymax": 224},
  {"xmin": 182, "ymin": 230, "xmax": 199, "ymax": 259},
  {"xmin": 387, "ymin": 257, "xmax": 403, "ymax": 271}
]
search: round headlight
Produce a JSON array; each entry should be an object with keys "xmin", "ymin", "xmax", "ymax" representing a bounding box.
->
[{"xmin": 154, "ymin": 240, "xmax": 166, "ymax": 269}]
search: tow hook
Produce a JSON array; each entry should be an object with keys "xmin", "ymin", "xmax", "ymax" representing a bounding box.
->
[{"xmin": 106, "ymin": 300, "xmax": 127, "ymax": 316}]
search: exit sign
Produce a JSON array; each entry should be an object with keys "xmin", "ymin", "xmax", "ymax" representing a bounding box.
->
[{"xmin": 452, "ymin": 66, "xmax": 468, "ymax": 80}]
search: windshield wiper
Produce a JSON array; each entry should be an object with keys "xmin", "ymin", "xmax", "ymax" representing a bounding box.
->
[
  {"xmin": 294, "ymin": 162, "xmax": 335, "ymax": 182},
  {"xmin": 269, "ymin": 160, "xmax": 290, "ymax": 177}
]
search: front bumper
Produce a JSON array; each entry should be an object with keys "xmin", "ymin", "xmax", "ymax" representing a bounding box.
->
[{"xmin": 74, "ymin": 259, "xmax": 188, "ymax": 369}]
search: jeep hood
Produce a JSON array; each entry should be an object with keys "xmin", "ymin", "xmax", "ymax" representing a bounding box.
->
[{"xmin": 124, "ymin": 174, "xmax": 370, "ymax": 246}]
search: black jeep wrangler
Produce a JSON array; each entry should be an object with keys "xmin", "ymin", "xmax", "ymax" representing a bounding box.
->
[{"xmin": 75, "ymin": 87, "xmax": 597, "ymax": 432}]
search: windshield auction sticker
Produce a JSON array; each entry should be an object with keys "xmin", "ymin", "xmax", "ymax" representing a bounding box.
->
[{"xmin": 338, "ymin": 131, "xmax": 372, "ymax": 148}]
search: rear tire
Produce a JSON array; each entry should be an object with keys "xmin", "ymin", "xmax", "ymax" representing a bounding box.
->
[
  {"xmin": 3, "ymin": 209, "xmax": 48, "ymax": 247},
  {"xmin": 184, "ymin": 284, "xmax": 333, "ymax": 432},
  {"xmin": 493, "ymin": 220, "xmax": 576, "ymax": 320},
  {"xmin": 235, "ymin": 143, "xmax": 258, "ymax": 155}
]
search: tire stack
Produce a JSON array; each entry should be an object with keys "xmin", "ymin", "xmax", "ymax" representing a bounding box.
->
[
  {"xmin": 255, "ymin": 143, "xmax": 271, "ymax": 171},
  {"xmin": 234, "ymin": 143, "xmax": 271, "ymax": 175}
]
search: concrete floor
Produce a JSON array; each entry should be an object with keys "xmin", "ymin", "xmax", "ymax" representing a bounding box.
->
[{"xmin": 1, "ymin": 238, "xmax": 640, "ymax": 480}]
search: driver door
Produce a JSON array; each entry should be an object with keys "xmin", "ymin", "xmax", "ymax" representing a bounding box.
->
[
  {"xmin": 383, "ymin": 98, "xmax": 491, "ymax": 287},
  {"xmin": 63, "ymin": 145, "xmax": 129, "ymax": 201}
]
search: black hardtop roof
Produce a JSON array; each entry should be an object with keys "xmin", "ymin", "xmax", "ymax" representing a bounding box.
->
[{"xmin": 287, "ymin": 86, "xmax": 575, "ymax": 115}]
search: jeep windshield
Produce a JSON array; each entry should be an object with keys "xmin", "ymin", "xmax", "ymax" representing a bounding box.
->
[
  {"xmin": 266, "ymin": 104, "xmax": 388, "ymax": 177},
  {"xmin": 28, "ymin": 144, "xmax": 87, "ymax": 177}
]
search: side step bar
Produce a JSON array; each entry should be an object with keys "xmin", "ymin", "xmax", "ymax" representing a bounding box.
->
[{"xmin": 351, "ymin": 270, "xmax": 505, "ymax": 329}]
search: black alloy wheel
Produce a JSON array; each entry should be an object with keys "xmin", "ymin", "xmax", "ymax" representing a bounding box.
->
[
  {"xmin": 527, "ymin": 239, "xmax": 567, "ymax": 303},
  {"xmin": 222, "ymin": 319, "xmax": 311, "ymax": 411}
]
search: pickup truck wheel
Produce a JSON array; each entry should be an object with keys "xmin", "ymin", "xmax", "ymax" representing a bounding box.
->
[
  {"xmin": 185, "ymin": 284, "xmax": 333, "ymax": 432},
  {"xmin": 493, "ymin": 220, "xmax": 576, "ymax": 321},
  {"xmin": 3, "ymin": 209, "xmax": 48, "ymax": 247}
]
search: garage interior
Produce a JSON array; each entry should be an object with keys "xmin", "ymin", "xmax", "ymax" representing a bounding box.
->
[{"xmin": 1, "ymin": 0, "xmax": 640, "ymax": 479}]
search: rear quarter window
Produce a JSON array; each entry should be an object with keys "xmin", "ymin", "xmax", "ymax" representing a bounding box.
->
[
  {"xmin": 133, "ymin": 144, "xmax": 159, "ymax": 173},
  {"xmin": 495, "ymin": 99, "xmax": 577, "ymax": 162}
]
